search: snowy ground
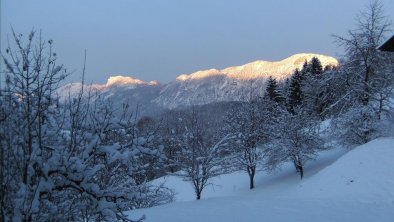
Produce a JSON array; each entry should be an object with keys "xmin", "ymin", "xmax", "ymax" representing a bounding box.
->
[{"xmin": 128, "ymin": 138, "xmax": 394, "ymax": 222}]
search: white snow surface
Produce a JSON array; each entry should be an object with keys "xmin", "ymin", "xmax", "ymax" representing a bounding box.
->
[{"xmin": 128, "ymin": 138, "xmax": 394, "ymax": 222}]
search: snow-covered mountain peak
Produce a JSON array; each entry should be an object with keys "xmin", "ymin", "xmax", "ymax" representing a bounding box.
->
[
  {"xmin": 57, "ymin": 75, "xmax": 160, "ymax": 102},
  {"xmin": 176, "ymin": 69, "xmax": 222, "ymax": 81},
  {"xmin": 176, "ymin": 53, "xmax": 338, "ymax": 81},
  {"xmin": 58, "ymin": 53, "xmax": 339, "ymax": 112},
  {"xmin": 282, "ymin": 53, "xmax": 339, "ymax": 67},
  {"xmin": 148, "ymin": 80, "xmax": 160, "ymax": 86},
  {"xmin": 106, "ymin": 75, "xmax": 158, "ymax": 87}
]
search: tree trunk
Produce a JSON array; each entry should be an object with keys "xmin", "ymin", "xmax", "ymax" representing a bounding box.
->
[
  {"xmin": 362, "ymin": 66, "xmax": 371, "ymax": 106},
  {"xmin": 248, "ymin": 166, "xmax": 255, "ymax": 189},
  {"xmin": 378, "ymin": 96, "xmax": 383, "ymax": 120},
  {"xmin": 293, "ymin": 161, "xmax": 300, "ymax": 172},
  {"xmin": 299, "ymin": 165, "xmax": 304, "ymax": 180},
  {"xmin": 249, "ymin": 174, "xmax": 254, "ymax": 189}
]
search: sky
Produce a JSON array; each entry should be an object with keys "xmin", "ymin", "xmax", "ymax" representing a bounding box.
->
[{"xmin": 1, "ymin": 0, "xmax": 394, "ymax": 84}]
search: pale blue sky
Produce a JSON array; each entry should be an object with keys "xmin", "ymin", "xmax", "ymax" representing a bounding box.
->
[{"xmin": 1, "ymin": 0, "xmax": 394, "ymax": 83}]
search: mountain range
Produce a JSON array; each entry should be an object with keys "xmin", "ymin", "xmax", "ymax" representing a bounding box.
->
[{"xmin": 57, "ymin": 53, "xmax": 338, "ymax": 116}]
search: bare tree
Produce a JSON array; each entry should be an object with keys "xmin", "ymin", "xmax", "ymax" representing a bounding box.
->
[
  {"xmin": 332, "ymin": 1, "xmax": 394, "ymax": 145},
  {"xmin": 265, "ymin": 110, "xmax": 326, "ymax": 179},
  {"xmin": 225, "ymin": 88, "xmax": 271, "ymax": 189},
  {"xmin": 173, "ymin": 108, "xmax": 231, "ymax": 200},
  {"xmin": 333, "ymin": 1, "xmax": 393, "ymax": 111},
  {"xmin": 0, "ymin": 30, "xmax": 172, "ymax": 222},
  {"xmin": 0, "ymin": 29, "xmax": 68, "ymax": 221}
]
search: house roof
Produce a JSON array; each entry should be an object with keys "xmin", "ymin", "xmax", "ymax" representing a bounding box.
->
[{"xmin": 378, "ymin": 35, "xmax": 394, "ymax": 52}]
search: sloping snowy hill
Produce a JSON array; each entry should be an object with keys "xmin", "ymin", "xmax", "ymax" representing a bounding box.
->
[
  {"xmin": 128, "ymin": 138, "xmax": 394, "ymax": 222},
  {"xmin": 293, "ymin": 138, "xmax": 394, "ymax": 203}
]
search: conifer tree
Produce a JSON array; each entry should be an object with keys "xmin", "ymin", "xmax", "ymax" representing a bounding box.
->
[
  {"xmin": 301, "ymin": 57, "xmax": 326, "ymax": 117},
  {"xmin": 287, "ymin": 69, "xmax": 304, "ymax": 114},
  {"xmin": 310, "ymin": 57, "xmax": 323, "ymax": 77},
  {"xmin": 265, "ymin": 76, "xmax": 285, "ymax": 104}
]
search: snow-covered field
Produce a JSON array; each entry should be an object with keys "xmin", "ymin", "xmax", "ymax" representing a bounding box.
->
[{"xmin": 128, "ymin": 138, "xmax": 394, "ymax": 222}]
